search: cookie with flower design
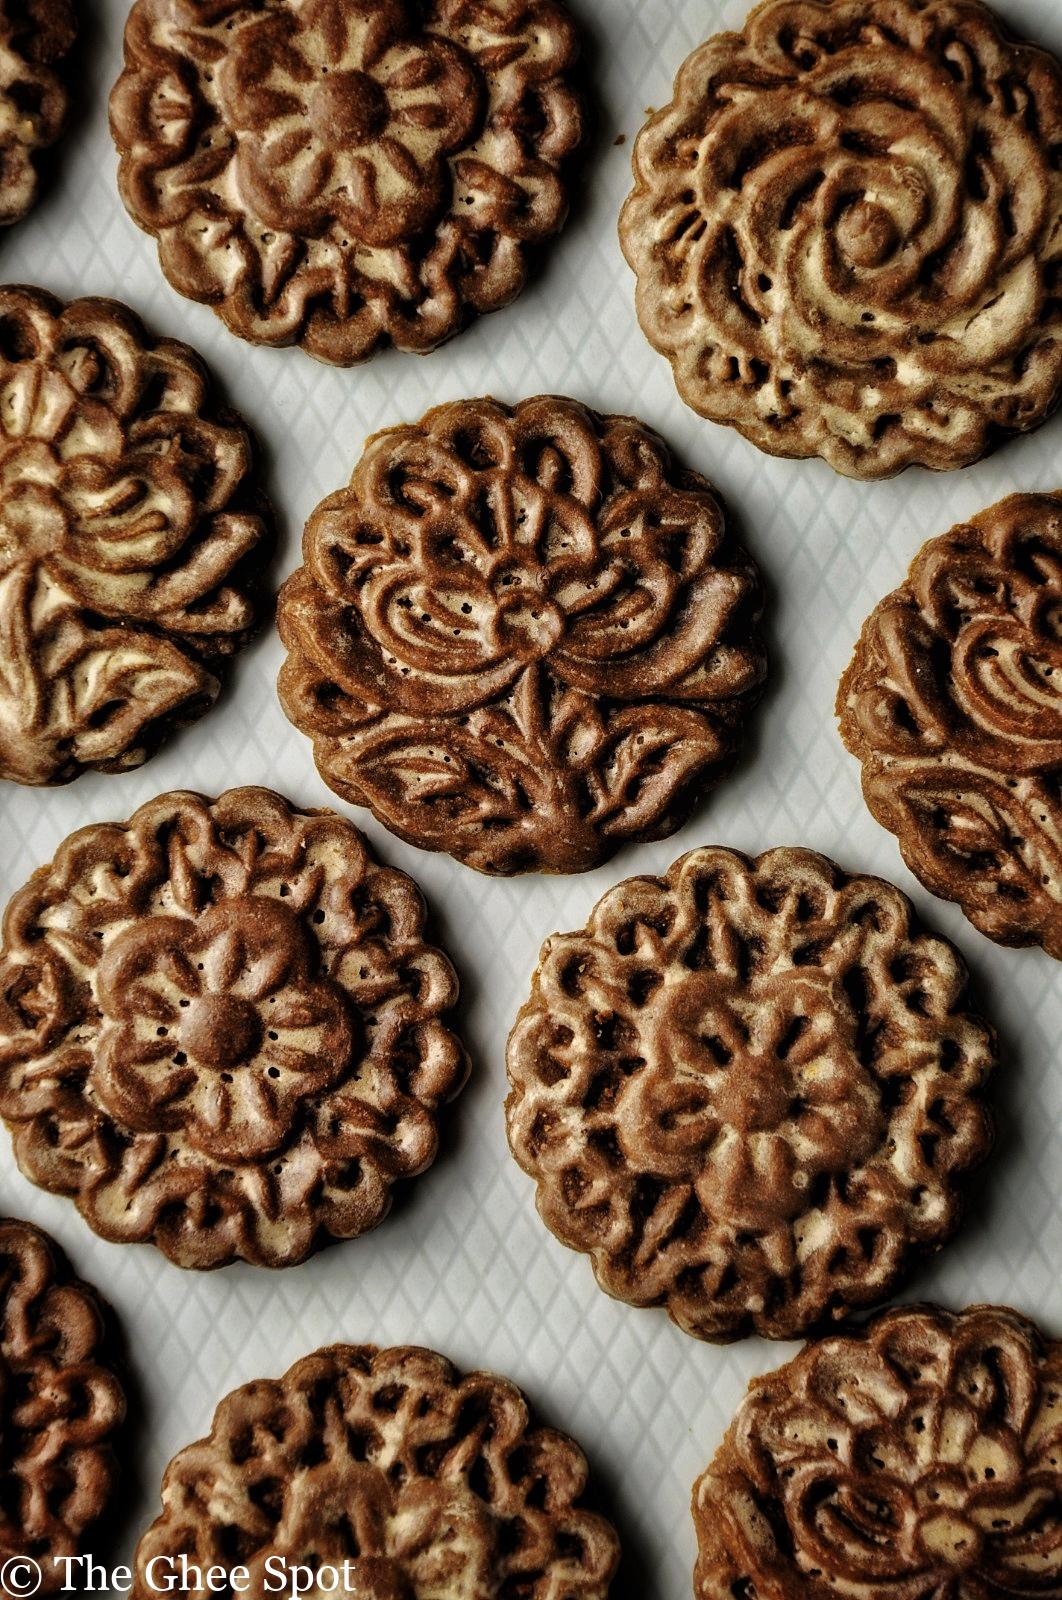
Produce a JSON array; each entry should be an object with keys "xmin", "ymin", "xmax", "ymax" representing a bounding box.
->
[
  {"xmin": 0, "ymin": 787, "xmax": 469, "ymax": 1269},
  {"xmin": 0, "ymin": 286, "xmax": 271, "ymax": 786},
  {"xmin": 0, "ymin": 0, "xmax": 77, "ymax": 227},
  {"xmin": 109, "ymin": 0, "xmax": 582, "ymax": 364},
  {"xmin": 620, "ymin": 0, "xmax": 1062, "ymax": 479},
  {"xmin": 277, "ymin": 395, "xmax": 766, "ymax": 875},
  {"xmin": 839, "ymin": 492, "xmax": 1062, "ymax": 959},
  {"xmin": 694, "ymin": 1303, "xmax": 1062, "ymax": 1599},
  {"xmin": 506, "ymin": 847, "xmax": 996, "ymax": 1342},
  {"xmin": 132, "ymin": 1343, "xmax": 620, "ymax": 1600}
]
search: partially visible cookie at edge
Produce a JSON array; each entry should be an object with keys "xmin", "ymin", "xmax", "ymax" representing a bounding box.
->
[
  {"xmin": 0, "ymin": 787, "xmax": 470, "ymax": 1269},
  {"xmin": 277, "ymin": 394, "xmax": 766, "ymax": 875},
  {"xmin": 505, "ymin": 846, "xmax": 996, "ymax": 1341},
  {"xmin": 0, "ymin": 0, "xmax": 77, "ymax": 227},
  {"xmin": 0, "ymin": 285, "xmax": 272, "ymax": 785},
  {"xmin": 838, "ymin": 491, "xmax": 1062, "ymax": 958}
]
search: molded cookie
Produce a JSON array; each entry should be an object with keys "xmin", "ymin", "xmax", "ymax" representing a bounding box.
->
[{"xmin": 0, "ymin": 0, "xmax": 76, "ymax": 226}]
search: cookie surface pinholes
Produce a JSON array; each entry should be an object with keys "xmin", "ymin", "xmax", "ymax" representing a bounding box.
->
[
  {"xmin": 620, "ymin": 0, "xmax": 1062, "ymax": 479},
  {"xmin": 0, "ymin": 788, "xmax": 469, "ymax": 1269},
  {"xmin": 693, "ymin": 1304, "xmax": 1062, "ymax": 1599},
  {"xmin": 277, "ymin": 395, "xmax": 766, "ymax": 875},
  {"xmin": 0, "ymin": 287, "xmax": 272, "ymax": 786},
  {"xmin": 505, "ymin": 847, "xmax": 997, "ymax": 1342},
  {"xmin": 132, "ymin": 1343, "xmax": 620, "ymax": 1600},
  {"xmin": 0, "ymin": 1217, "xmax": 125, "ymax": 1589},
  {"xmin": 109, "ymin": 0, "xmax": 583, "ymax": 364},
  {"xmin": 0, "ymin": 0, "xmax": 76, "ymax": 227}
]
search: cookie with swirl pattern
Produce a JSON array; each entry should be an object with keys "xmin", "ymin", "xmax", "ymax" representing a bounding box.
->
[
  {"xmin": 505, "ymin": 846, "xmax": 996, "ymax": 1342},
  {"xmin": 0, "ymin": 1217, "xmax": 125, "ymax": 1592},
  {"xmin": 109, "ymin": 0, "xmax": 583, "ymax": 364},
  {"xmin": 0, "ymin": 787, "xmax": 469, "ymax": 1269},
  {"xmin": 620, "ymin": 0, "xmax": 1062, "ymax": 479},
  {"xmin": 0, "ymin": 286, "xmax": 272, "ymax": 786},
  {"xmin": 839, "ymin": 492, "xmax": 1062, "ymax": 958},
  {"xmin": 693, "ymin": 1303, "xmax": 1062, "ymax": 1600},
  {"xmin": 132, "ymin": 1343, "xmax": 620, "ymax": 1600},
  {"xmin": 277, "ymin": 395, "xmax": 766, "ymax": 876},
  {"xmin": 0, "ymin": 0, "xmax": 77, "ymax": 227}
]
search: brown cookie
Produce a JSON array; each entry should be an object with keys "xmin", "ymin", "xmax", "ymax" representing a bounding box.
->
[
  {"xmin": 132, "ymin": 1342, "xmax": 620, "ymax": 1600},
  {"xmin": 693, "ymin": 1303, "xmax": 1062, "ymax": 1600},
  {"xmin": 0, "ymin": 0, "xmax": 76, "ymax": 227},
  {"xmin": 0, "ymin": 1216, "xmax": 125, "ymax": 1590},
  {"xmin": 0, "ymin": 286, "xmax": 272, "ymax": 786},
  {"xmin": 619, "ymin": 0, "xmax": 1062, "ymax": 480},
  {"xmin": 0, "ymin": 787, "xmax": 469, "ymax": 1269},
  {"xmin": 277, "ymin": 395, "xmax": 766, "ymax": 876},
  {"xmin": 839, "ymin": 492, "xmax": 1062, "ymax": 959},
  {"xmin": 505, "ymin": 846, "xmax": 996, "ymax": 1342},
  {"xmin": 109, "ymin": 0, "xmax": 583, "ymax": 364}
]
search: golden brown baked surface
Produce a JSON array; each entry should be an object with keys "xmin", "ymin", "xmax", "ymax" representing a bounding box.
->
[
  {"xmin": 693, "ymin": 1303, "xmax": 1062, "ymax": 1600},
  {"xmin": 0, "ymin": 1216, "xmax": 125, "ymax": 1590},
  {"xmin": 0, "ymin": 0, "xmax": 76, "ymax": 227},
  {"xmin": 277, "ymin": 395, "xmax": 766, "ymax": 875},
  {"xmin": 0, "ymin": 787, "xmax": 469, "ymax": 1269},
  {"xmin": 132, "ymin": 1342, "xmax": 620, "ymax": 1599},
  {"xmin": 0, "ymin": 286, "xmax": 271, "ymax": 785},
  {"xmin": 506, "ymin": 847, "xmax": 996, "ymax": 1341},
  {"xmin": 109, "ymin": 0, "xmax": 583, "ymax": 363},
  {"xmin": 838, "ymin": 492, "xmax": 1062, "ymax": 958},
  {"xmin": 620, "ymin": 0, "xmax": 1062, "ymax": 479}
]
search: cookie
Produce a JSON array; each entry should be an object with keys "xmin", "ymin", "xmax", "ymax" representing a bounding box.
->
[
  {"xmin": 619, "ymin": 0, "xmax": 1062, "ymax": 480},
  {"xmin": 839, "ymin": 492, "xmax": 1062, "ymax": 959},
  {"xmin": 0, "ymin": 0, "xmax": 76, "ymax": 227},
  {"xmin": 505, "ymin": 846, "xmax": 996, "ymax": 1342},
  {"xmin": 109, "ymin": 0, "xmax": 582, "ymax": 364},
  {"xmin": 0, "ymin": 787, "xmax": 469, "ymax": 1269},
  {"xmin": 132, "ymin": 1342, "xmax": 620, "ymax": 1599},
  {"xmin": 0, "ymin": 1216, "xmax": 125, "ymax": 1591},
  {"xmin": 0, "ymin": 286, "xmax": 271, "ymax": 786},
  {"xmin": 693, "ymin": 1303, "xmax": 1062, "ymax": 1599},
  {"xmin": 277, "ymin": 395, "xmax": 766, "ymax": 875}
]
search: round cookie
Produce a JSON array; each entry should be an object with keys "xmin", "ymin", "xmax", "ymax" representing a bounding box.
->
[
  {"xmin": 0, "ymin": 0, "xmax": 76, "ymax": 227},
  {"xmin": 505, "ymin": 846, "xmax": 996, "ymax": 1342},
  {"xmin": 0, "ymin": 286, "xmax": 271, "ymax": 786},
  {"xmin": 132, "ymin": 1342, "xmax": 620, "ymax": 1599},
  {"xmin": 693, "ymin": 1303, "xmax": 1062, "ymax": 1599},
  {"xmin": 0, "ymin": 787, "xmax": 469, "ymax": 1269},
  {"xmin": 839, "ymin": 492, "xmax": 1062, "ymax": 959},
  {"xmin": 620, "ymin": 0, "xmax": 1062, "ymax": 480},
  {"xmin": 109, "ymin": 0, "xmax": 583, "ymax": 364},
  {"xmin": 277, "ymin": 395, "xmax": 766, "ymax": 875},
  {"xmin": 0, "ymin": 1217, "xmax": 125, "ymax": 1590}
]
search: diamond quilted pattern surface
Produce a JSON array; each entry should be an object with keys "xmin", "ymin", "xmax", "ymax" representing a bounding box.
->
[{"xmin": 1, "ymin": 2, "xmax": 1061, "ymax": 1594}]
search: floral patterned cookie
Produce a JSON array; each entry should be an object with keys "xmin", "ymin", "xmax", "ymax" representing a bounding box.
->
[
  {"xmin": 0, "ymin": 0, "xmax": 76, "ymax": 227},
  {"xmin": 0, "ymin": 788, "xmax": 469, "ymax": 1269}
]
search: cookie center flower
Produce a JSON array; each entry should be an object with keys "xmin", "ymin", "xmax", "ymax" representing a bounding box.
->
[
  {"xmin": 180, "ymin": 992, "xmax": 262, "ymax": 1070},
  {"xmin": 310, "ymin": 69, "xmax": 387, "ymax": 147},
  {"xmin": 836, "ymin": 199, "xmax": 899, "ymax": 268}
]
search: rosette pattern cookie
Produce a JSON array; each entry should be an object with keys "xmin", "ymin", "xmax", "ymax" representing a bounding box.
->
[
  {"xmin": 506, "ymin": 847, "xmax": 996, "ymax": 1341},
  {"xmin": 840, "ymin": 493, "xmax": 1062, "ymax": 959},
  {"xmin": 0, "ymin": 1217, "xmax": 125, "ymax": 1591},
  {"xmin": 0, "ymin": 287, "xmax": 271, "ymax": 786},
  {"xmin": 694, "ymin": 1303, "xmax": 1062, "ymax": 1600},
  {"xmin": 109, "ymin": 0, "xmax": 582, "ymax": 363},
  {"xmin": 278, "ymin": 396, "xmax": 766, "ymax": 875},
  {"xmin": 0, "ymin": 0, "xmax": 76, "ymax": 227},
  {"xmin": 132, "ymin": 1343, "xmax": 620, "ymax": 1600},
  {"xmin": 0, "ymin": 788, "xmax": 469, "ymax": 1269},
  {"xmin": 620, "ymin": 0, "xmax": 1062, "ymax": 479}
]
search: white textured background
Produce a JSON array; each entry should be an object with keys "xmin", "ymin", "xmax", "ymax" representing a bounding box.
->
[{"xmin": 3, "ymin": 1, "xmax": 1062, "ymax": 1592}]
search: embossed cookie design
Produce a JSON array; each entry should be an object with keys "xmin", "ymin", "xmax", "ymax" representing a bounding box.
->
[
  {"xmin": 0, "ymin": 0, "xmax": 76, "ymax": 227},
  {"xmin": 0, "ymin": 788, "xmax": 469, "ymax": 1269},
  {"xmin": 0, "ymin": 287, "xmax": 271, "ymax": 785},
  {"xmin": 278, "ymin": 395, "xmax": 766, "ymax": 875},
  {"xmin": 693, "ymin": 1304, "xmax": 1062, "ymax": 1599},
  {"xmin": 839, "ymin": 492, "xmax": 1062, "ymax": 958},
  {"xmin": 506, "ymin": 847, "xmax": 996, "ymax": 1341},
  {"xmin": 133, "ymin": 1344, "xmax": 620, "ymax": 1600},
  {"xmin": 620, "ymin": 0, "xmax": 1062, "ymax": 479},
  {"xmin": 109, "ymin": 0, "xmax": 583, "ymax": 363}
]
